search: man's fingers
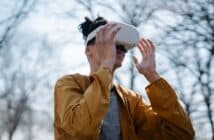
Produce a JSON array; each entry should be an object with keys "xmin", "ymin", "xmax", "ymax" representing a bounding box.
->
[
  {"xmin": 133, "ymin": 56, "xmax": 142, "ymax": 71},
  {"xmin": 137, "ymin": 41, "xmax": 146, "ymax": 57},
  {"xmin": 139, "ymin": 39, "xmax": 147, "ymax": 55},
  {"xmin": 144, "ymin": 39, "xmax": 152, "ymax": 54},
  {"xmin": 106, "ymin": 22, "xmax": 117, "ymax": 30},
  {"xmin": 139, "ymin": 38, "xmax": 155, "ymax": 55},
  {"xmin": 148, "ymin": 39, "xmax": 155, "ymax": 52},
  {"xmin": 110, "ymin": 25, "xmax": 121, "ymax": 39},
  {"xmin": 96, "ymin": 26, "xmax": 104, "ymax": 44},
  {"xmin": 140, "ymin": 38, "xmax": 149, "ymax": 55},
  {"xmin": 100, "ymin": 23, "xmax": 120, "ymax": 42}
]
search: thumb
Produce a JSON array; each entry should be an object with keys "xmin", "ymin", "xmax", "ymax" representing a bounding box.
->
[
  {"xmin": 133, "ymin": 56, "xmax": 138, "ymax": 64},
  {"xmin": 133, "ymin": 56, "xmax": 142, "ymax": 72}
]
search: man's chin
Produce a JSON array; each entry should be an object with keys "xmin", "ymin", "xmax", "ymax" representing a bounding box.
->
[{"xmin": 113, "ymin": 63, "xmax": 122, "ymax": 70}]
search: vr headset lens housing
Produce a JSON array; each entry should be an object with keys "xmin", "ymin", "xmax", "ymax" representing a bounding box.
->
[{"xmin": 85, "ymin": 22, "xmax": 140, "ymax": 51}]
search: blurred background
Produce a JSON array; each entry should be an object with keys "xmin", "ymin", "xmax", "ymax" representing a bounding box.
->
[{"xmin": 0, "ymin": 0, "xmax": 213, "ymax": 139}]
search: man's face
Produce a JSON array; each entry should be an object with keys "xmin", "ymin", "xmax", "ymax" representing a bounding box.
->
[{"xmin": 114, "ymin": 44, "xmax": 127, "ymax": 69}]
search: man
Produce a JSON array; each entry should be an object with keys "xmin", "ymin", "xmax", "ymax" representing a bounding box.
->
[{"xmin": 54, "ymin": 17, "xmax": 195, "ymax": 140}]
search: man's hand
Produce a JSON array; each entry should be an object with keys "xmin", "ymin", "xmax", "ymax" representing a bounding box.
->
[
  {"xmin": 133, "ymin": 38, "xmax": 161, "ymax": 83},
  {"xmin": 96, "ymin": 23, "xmax": 121, "ymax": 71}
]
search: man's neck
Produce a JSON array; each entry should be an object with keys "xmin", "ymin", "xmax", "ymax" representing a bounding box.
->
[{"xmin": 89, "ymin": 63, "xmax": 99, "ymax": 74}]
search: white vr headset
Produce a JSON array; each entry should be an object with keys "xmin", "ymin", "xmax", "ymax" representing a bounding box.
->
[{"xmin": 85, "ymin": 22, "xmax": 140, "ymax": 51}]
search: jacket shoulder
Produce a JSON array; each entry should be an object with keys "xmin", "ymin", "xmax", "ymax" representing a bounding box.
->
[{"xmin": 55, "ymin": 73, "xmax": 89, "ymax": 90}]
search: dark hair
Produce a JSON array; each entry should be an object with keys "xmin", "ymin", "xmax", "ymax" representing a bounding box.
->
[{"xmin": 78, "ymin": 16, "xmax": 107, "ymax": 45}]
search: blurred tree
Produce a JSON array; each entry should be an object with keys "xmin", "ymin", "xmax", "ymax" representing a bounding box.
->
[
  {"xmin": 75, "ymin": 0, "xmax": 96, "ymax": 19},
  {"xmin": 0, "ymin": 34, "xmax": 55, "ymax": 140},
  {"xmin": 0, "ymin": 0, "xmax": 36, "ymax": 49},
  {"xmin": 153, "ymin": 0, "xmax": 214, "ymax": 139}
]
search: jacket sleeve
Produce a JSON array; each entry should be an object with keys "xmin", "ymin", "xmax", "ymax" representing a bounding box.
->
[
  {"xmin": 134, "ymin": 78, "xmax": 195, "ymax": 140},
  {"xmin": 54, "ymin": 68, "xmax": 112, "ymax": 138}
]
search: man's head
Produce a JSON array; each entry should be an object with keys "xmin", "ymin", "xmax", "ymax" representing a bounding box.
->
[{"xmin": 79, "ymin": 17, "xmax": 127, "ymax": 71}]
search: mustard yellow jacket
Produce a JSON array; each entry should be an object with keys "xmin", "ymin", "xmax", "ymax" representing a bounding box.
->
[{"xmin": 54, "ymin": 68, "xmax": 195, "ymax": 140}]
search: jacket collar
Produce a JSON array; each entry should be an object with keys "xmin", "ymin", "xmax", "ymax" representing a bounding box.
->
[{"xmin": 114, "ymin": 84, "xmax": 127, "ymax": 106}]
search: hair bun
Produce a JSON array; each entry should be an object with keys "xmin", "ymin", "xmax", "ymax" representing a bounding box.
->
[
  {"xmin": 79, "ymin": 16, "xmax": 107, "ymax": 40},
  {"xmin": 79, "ymin": 17, "xmax": 93, "ymax": 38}
]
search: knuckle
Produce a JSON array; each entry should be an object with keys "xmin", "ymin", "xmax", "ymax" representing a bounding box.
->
[{"xmin": 99, "ymin": 27, "xmax": 104, "ymax": 32}]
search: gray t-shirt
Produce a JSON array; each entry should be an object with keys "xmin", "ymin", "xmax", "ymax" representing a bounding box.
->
[{"xmin": 100, "ymin": 88, "xmax": 121, "ymax": 140}]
